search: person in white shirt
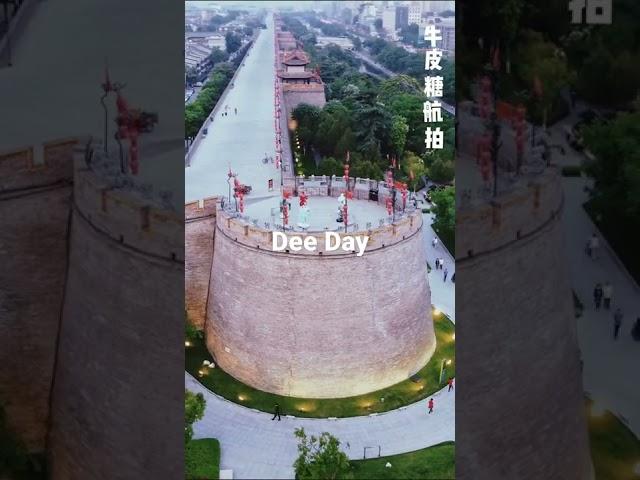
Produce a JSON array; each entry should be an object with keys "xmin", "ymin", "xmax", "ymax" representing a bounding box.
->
[
  {"xmin": 603, "ymin": 281, "xmax": 613, "ymax": 310},
  {"xmin": 588, "ymin": 233, "xmax": 600, "ymax": 259}
]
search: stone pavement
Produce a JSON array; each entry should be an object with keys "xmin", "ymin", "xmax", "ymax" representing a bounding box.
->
[
  {"xmin": 186, "ymin": 213, "xmax": 456, "ymax": 479},
  {"xmin": 548, "ymin": 111, "xmax": 640, "ymax": 438},
  {"xmin": 421, "ymin": 207, "xmax": 455, "ymax": 319},
  {"xmin": 185, "ymin": 14, "xmax": 280, "ymax": 203},
  {"xmin": 187, "ymin": 372, "xmax": 454, "ymax": 480}
]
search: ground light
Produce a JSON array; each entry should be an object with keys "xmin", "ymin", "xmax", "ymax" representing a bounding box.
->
[
  {"xmin": 185, "ymin": 340, "xmax": 192, "ymax": 347},
  {"xmin": 433, "ymin": 308, "xmax": 440, "ymax": 316}
]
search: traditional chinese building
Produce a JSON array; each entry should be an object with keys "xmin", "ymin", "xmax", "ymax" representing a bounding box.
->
[
  {"xmin": 279, "ymin": 50, "xmax": 314, "ymax": 84},
  {"xmin": 275, "ymin": 46, "xmax": 326, "ymax": 116}
]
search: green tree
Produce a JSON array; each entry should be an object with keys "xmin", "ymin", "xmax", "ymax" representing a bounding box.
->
[
  {"xmin": 378, "ymin": 75, "xmax": 422, "ymax": 103},
  {"xmin": 185, "ymin": 103, "xmax": 205, "ymax": 139},
  {"xmin": 430, "ymin": 187, "xmax": 455, "ymax": 253},
  {"xmin": 293, "ymin": 428, "xmax": 352, "ymax": 480},
  {"xmin": 426, "ymin": 154, "xmax": 455, "ymax": 183},
  {"xmin": 515, "ymin": 30, "xmax": 574, "ymax": 127},
  {"xmin": 292, "ymin": 104, "xmax": 322, "ymax": 146},
  {"xmin": 207, "ymin": 47, "xmax": 228, "ymax": 65},
  {"xmin": 317, "ymin": 157, "xmax": 343, "ymax": 177},
  {"xmin": 185, "ymin": 390, "xmax": 206, "ymax": 444},
  {"xmin": 225, "ymin": 32, "xmax": 242, "ymax": 54},
  {"xmin": 582, "ymin": 112, "xmax": 640, "ymax": 220},
  {"xmin": 390, "ymin": 115, "xmax": 409, "ymax": 157},
  {"xmin": 402, "ymin": 151, "xmax": 426, "ymax": 190}
]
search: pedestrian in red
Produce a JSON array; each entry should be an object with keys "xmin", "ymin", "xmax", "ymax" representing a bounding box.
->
[
  {"xmin": 428, "ymin": 398, "xmax": 434, "ymax": 414},
  {"xmin": 447, "ymin": 378, "xmax": 454, "ymax": 392}
]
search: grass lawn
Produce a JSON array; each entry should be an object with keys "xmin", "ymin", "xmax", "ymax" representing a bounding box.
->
[
  {"xmin": 588, "ymin": 401, "xmax": 640, "ymax": 480},
  {"xmin": 185, "ymin": 313, "xmax": 455, "ymax": 418},
  {"xmin": 185, "ymin": 438, "xmax": 220, "ymax": 480},
  {"xmin": 350, "ymin": 442, "xmax": 454, "ymax": 480}
]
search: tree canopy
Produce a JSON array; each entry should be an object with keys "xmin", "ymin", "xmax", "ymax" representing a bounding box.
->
[{"xmin": 293, "ymin": 428, "xmax": 352, "ymax": 480}]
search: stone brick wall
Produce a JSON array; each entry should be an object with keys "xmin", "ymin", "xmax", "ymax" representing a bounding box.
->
[
  {"xmin": 206, "ymin": 208, "xmax": 434, "ymax": 398},
  {"xmin": 217, "ymin": 206, "xmax": 422, "ymax": 255},
  {"xmin": 0, "ymin": 140, "xmax": 74, "ymax": 451},
  {"xmin": 455, "ymin": 169, "xmax": 592, "ymax": 479},
  {"xmin": 185, "ymin": 198, "xmax": 217, "ymax": 329},
  {"xmin": 283, "ymin": 87, "xmax": 326, "ymax": 115},
  {"xmin": 47, "ymin": 147, "xmax": 184, "ymax": 479}
]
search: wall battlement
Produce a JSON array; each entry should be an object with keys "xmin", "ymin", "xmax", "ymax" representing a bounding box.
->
[
  {"xmin": 216, "ymin": 203, "xmax": 422, "ymax": 257},
  {"xmin": 0, "ymin": 138, "xmax": 76, "ymax": 192},
  {"xmin": 72, "ymin": 148, "xmax": 183, "ymax": 263},
  {"xmin": 456, "ymin": 167, "xmax": 564, "ymax": 262}
]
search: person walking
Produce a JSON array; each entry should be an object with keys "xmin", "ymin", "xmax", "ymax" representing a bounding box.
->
[
  {"xmin": 593, "ymin": 283, "xmax": 603, "ymax": 310},
  {"xmin": 613, "ymin": 308, "xmax": 623, "ymax": 340},
  {"xmin": 451, "ymin": 272, "xmax": 455, "ymax": 283},
  {"xmin": 603, "ymin": 281, "xmax": 613, "ymax": 310},
  {"xmin": 427, "ymin": 398, "xmax": 434, "ymax": 414},
  {"xmin": 432, "ymin": 237, "xmax": 439, "ymax": 248},
  {"xmin": 234, "ymin": 107, "xmax": 238, "ymax": 115},
  {"xmin": 443, "ymin": 267, "xmax": 448, "ymax": 282},
  {"xmin": 271, "ymin": 403, "xmax": 281, "ymax": 421},
  {"xmin": 588, "ymin": 233, "xmax": 600, "ymax": 260},
  {"xmin": 447, "ymin": 378, "xmax": 454, "ymax": 392}
]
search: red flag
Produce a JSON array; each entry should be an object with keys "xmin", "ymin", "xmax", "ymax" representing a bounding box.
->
[
  {"xmin": 533, "ymin": 75, "xmax": 543, "ymax": 98},
  {"xmin": 492, "ymin": 46, "xmax": 500, "ymax": 71}
]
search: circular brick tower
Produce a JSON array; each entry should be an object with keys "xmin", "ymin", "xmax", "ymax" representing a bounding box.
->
[
  {"xmin": 205, "ymin": 198, "xmax": 435, "ymax": 399},
  {"xmin": 455, "ymin": 104, "xmax": 593, "ymax": 479},
  {"xmin": 46, "ymin": 143, "xmax": 184, "ymax": 479}
]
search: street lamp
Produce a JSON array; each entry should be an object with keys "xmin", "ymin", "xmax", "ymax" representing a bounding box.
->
[{"xmin": 439, "ymin": 358, "xmax": 451, "ymax": 384}]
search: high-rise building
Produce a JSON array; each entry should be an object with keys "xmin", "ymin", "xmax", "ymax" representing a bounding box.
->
[
  {"xmin": 408, "ymin": 1, "xmax": 423, "ymax": 25},
  {"xmin": 382, "ymin": 7, "xmax": 397, "ymax": 34},
  {"xmin": 396, "ymin": 5, "xmax": 409, "ymax": 29}
]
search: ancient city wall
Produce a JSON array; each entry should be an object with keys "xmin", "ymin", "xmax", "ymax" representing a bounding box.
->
[
  {"xmin": 47, "ymin": 147, "xmax": 183, "ymax": 479},
  {"xmin": 185, "ymin": 198, "xmax": 217, "ymax": 329},
  {"xmin": 282, "ymin": 85, "xmax": 326, "ymax": 114},
  {"xmin": 0, "ymin": 139, "xmax": 75, "ymax": 451},
  {"xmin": 206, "ymin": 205, "xmax": 434, "ymax": 398},
  {"xmin": 455, "ymin": 167, "xmax": 592, "ymax": 479}
]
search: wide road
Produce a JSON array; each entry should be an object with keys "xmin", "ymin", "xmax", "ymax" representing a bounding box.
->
[{"xmin": 185, "ymin": 15, "xmax": 280, "ymax": 203}]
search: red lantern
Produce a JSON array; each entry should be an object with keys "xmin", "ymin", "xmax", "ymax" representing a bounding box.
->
[
  {"xmin": 342, "ymin": 203, "xmax": 348, "ymax": 226},
  {"xmin": 299, "ymin": 191, "xmax": 308, "ymax": 207},
  {"xmin": 514, "ymin": 105, "xmax": 526, "ymax": 156}
]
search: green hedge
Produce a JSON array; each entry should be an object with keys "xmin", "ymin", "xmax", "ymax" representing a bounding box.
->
[{"xmin": 186, "ymin": 438, "xmax": 220, "ymax": 480}]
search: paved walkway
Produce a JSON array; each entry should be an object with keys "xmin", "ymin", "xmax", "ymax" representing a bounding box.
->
[
  {"xmin": 187, "ymin": 210, "xmax": 456, "ymax": 479},
  {"xmin": 185, "ymin": 14, "xmax": 280, "ymax": 203},
  {"xmin": 548, "ymin": 108, "xmax": 640, "ymax": 438}
]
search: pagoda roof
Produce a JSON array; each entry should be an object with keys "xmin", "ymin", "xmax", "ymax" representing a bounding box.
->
[
  {"xmin": 278, "ymin": 71, "xmax": 314, "ymax": 79},
  {"xmin": 283, "ymin": 50, "xmax": 309, "ymax": 66}
]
